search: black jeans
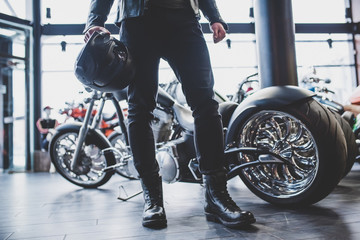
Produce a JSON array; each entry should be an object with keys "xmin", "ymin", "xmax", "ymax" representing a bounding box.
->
[{"xmin": 119, "ymin": 5, "xmax": 225, "ymax": 178}]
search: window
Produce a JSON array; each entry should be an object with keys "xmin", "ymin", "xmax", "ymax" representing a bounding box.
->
[
  {"xmin": 41, "ymin": 35, "xmax": 87, "ymax": 121},
  {"xmin": 40, "ymin": 0, "xmax": 356, "ymax": 110},
  {"xmin": 201, "ymin": 0, "xmax": 253, "ymax": 23},
  {"xmin": 296, "ymin": 33, "xmax": 356, "ymax": 103},
  {"xmin": 41, "ymin": 0, "xmax": 118, "ymax": 25},
  {"xmin": 0, "ymin": 0, "xmax": 29, "ymax": 20},
  {"xmin": 292, "ymin": 0, "xmax": 347, "ymax": 23}
]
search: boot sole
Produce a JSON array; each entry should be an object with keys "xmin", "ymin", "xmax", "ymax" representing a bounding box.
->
[
  {"xmin": 205, "ymin": 212, "xmax": 256, "ymax": 229},
  {"xmin": 142, "ymin": 219, "xmax": 167, "ymax": 229}
]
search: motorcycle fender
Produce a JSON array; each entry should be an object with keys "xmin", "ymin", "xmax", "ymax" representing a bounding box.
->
[
  {"xmin": 225, "ymin": 85, "xmax": 315, "ymax": 145},
  {"xmin": 53, "ymin": 122, "xmax": 112, "ymax": 147}
]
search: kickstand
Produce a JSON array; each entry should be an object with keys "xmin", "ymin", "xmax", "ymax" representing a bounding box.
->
[{"xmin": 117, "ymin": 184, "xmax": 143, "ymax": 201}]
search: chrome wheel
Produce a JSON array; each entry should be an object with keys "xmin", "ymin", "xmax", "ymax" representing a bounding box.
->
[
  {"xmin": 237, "ymin": 110, "xmax": 319, "ymax": 198},
  {"xmin": 52, "ymin": 132, "xmax": 108, "ymax": 186}
]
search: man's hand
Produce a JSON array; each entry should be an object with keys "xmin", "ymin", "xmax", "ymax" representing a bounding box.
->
[
  {"xmin": 211, "ymin": 22, "xmax": 226, "ymax": 44},
  {"xmin": 84, "ymin": 26, "xmax": 111, "ymax": 43}
]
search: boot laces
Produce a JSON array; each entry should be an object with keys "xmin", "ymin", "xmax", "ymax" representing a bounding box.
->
[
  {"xmin": 219, "ymin": 189, "xmax": 238, "ymax": 208},
  {"xmin": 212, "ymin": 182, "xmax": 239, "ymax": 209}
]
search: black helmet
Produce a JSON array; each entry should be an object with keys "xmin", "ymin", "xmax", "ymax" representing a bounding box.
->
[{"xmin": 74, "ymin": 31, "xmax": 135, "ymax": 92}]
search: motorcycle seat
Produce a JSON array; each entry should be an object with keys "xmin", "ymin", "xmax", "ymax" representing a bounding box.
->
[
  {"xmin": 172, "ymin": 102, "xmax": 194, "ymax": 132},
  {"xmin": 157, "ymin": 87, "xmax": 194, "ymax": 132}
]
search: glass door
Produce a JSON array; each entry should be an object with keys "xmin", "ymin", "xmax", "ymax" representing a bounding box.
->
[{"xmin": 0, "ymin": 23, "xmax": 29, "ymax": 171}]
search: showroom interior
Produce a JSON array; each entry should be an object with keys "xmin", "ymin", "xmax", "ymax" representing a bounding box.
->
[{"xmin": 1, "ymin": 0, "xmax": 360, "ymax": 239}]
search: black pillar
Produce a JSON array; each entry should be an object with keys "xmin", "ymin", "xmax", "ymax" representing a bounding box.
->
[
  {"xmin": 351, "ymin": 0, "xmax": 360, "ymax": 85},
  {"xmin": 32, "ymin": 0, "xmax": 42, "ymax": 152},
  {"xmin": 254, "ymin": 0, "xmax": 298, "ymax": 88}
]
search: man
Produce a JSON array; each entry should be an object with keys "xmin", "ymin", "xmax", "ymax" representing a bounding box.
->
[
  {"xmin": 84, "ymin": 0, "xmax": 256, "ymax": 229},
  {"xmin": 36, "ymin": 106, "xmax": 59, "ymax": 151}
]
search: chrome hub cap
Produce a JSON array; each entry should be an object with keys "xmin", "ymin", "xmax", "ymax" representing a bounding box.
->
[{"xmin": 238, "ymin": 110, "xmax": 319, "ymax": 198}]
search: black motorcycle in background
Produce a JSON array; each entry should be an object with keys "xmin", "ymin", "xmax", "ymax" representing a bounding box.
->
[{"xmin": 49, "ymin": 83, "xmax": 347, "ymax": 207}]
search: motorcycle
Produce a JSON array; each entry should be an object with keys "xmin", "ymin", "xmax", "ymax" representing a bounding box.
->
[
  {"xmin": 227, "ymin": 73, "xmax": 260, "ymax": 104},
  {"xmin": 341, "ymin": 86, "xmax": 360, "ymax": 161},
  {"xmin": 300, "ymin": 73, "xmax": 358, "ymax": 176},
  {"xmin": 59, "ymin": 101, "xmax": 89, "ymax": 123},
  {"xmin": 159, "ymin": 78, "xmax": 230, "ymax": 106},
  {"xmin": 49, "ymin": 85, "xmax": 347, "ymax": 207},
  {"xmin": 300, "ymin": 72, "xmax": 344, "ymax": 114},
  {"xmin": 221, "ymin": 71, "xmax": 357, "ymax": 179},
  {"xmin": 59, "ymin": 93, "xmax": 127, "ymax": 138}
]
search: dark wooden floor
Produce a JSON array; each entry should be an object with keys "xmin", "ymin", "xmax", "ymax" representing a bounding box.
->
[{"xmin": 1, "ymin": 163, "xmax": 360, "ymax": 240}]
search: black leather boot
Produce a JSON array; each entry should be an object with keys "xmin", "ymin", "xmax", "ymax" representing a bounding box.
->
[
  {"xmin": 140, "ymin": 175, "xmax": 167, "ymax": 228},
  {"xmin": 203, "ymin": 171, "xmax": 256, "ymax": 228}
]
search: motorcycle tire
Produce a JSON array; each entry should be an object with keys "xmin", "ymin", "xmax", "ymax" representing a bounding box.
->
[
  {"xmin": 235, "ymin": 98, "xmax": 347, "ymax": 207},
  {"xmin": 49, "ymin": 127, "xmax": 116, "ymax": 188},
  {"xmin": 330, "ymin": 110, "xmax": 357, "ymax": 178},
  {"xmin": 108, "ymin": 131, "xmax": 138, "ymax": 180}
]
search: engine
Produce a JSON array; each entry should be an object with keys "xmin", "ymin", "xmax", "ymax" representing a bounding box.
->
[
  {"xmin": 152, "ymin": 105, "xmax": 199, "ymax": 183},
  {"xmin": 156, "ymin": 132, "xmax": 198, "ymax": 183},
  {"xmin": 152, "ymin": 107, "xmax": 173, "ymax": 143},
  {"xmin": 156, "ymin": 143, "xmax": 180, "ymax": 183}
]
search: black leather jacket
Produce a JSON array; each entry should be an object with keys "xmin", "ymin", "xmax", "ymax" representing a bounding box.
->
[{"xmin": 84, "ymin": 0, "xmax": 228, "ymax": 33}]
